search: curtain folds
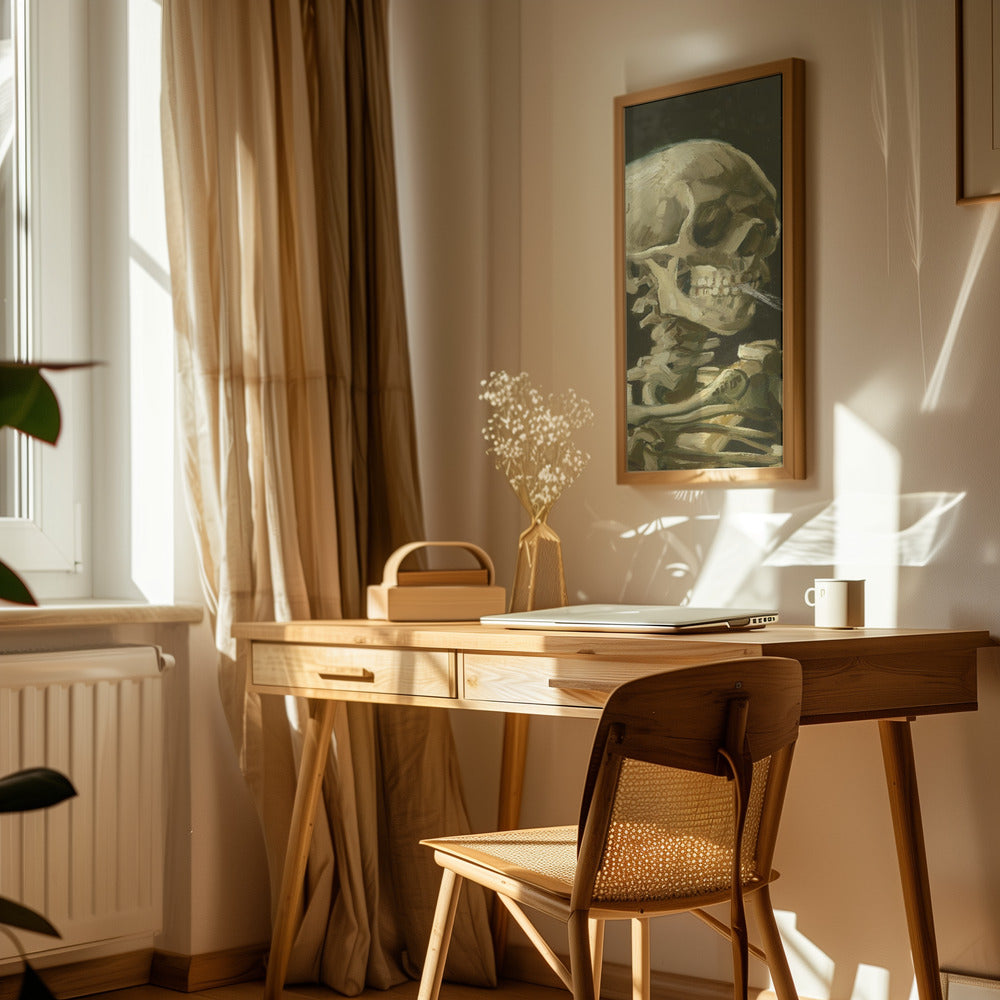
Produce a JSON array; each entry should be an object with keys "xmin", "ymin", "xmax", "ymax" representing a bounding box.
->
[{"xmin": 160, "ymin": 0, "xmax": 495, "ymax": 993}]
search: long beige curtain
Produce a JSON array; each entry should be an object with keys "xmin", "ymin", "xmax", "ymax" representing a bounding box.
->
[{"xmin": 160, "ymin": 0, "xmax": 495, "ymax": 993}]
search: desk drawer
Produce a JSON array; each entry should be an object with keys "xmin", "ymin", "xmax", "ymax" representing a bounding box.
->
[
  {"xmin": 463, "ymin": 654, "xmax": 660, "ymax": 710},
  {"xmin": 253, "ymin": 643, "xmax": 456, "ymax": 698}
]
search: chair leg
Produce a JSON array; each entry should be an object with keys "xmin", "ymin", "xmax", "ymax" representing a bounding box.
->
[
  {"xmin": 631, "ymin": 918, "xmax": 650, "ymax": 1000},
  {"xmin": 732, "ymin": 912, "xmax": 749, "ymax": 1000},
  {"xmin": 589, "ymin": 918, "xmax": 605, "ymax": 998},
  {"xmin": 568, "ymin": 910, "xmax": 597, "ymax": 1000},
  {"xmin": 418, "ymin": 867, "xmax": 463, "ymax": 1000},
  {"xmin": 749, "ymin": 886, "xmax": 798, "ymax": 1000}
]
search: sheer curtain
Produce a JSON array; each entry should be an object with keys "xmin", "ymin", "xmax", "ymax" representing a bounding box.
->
[{"xmin": 160, "ymin": 0, "xmax": 495, "ymax": 993}]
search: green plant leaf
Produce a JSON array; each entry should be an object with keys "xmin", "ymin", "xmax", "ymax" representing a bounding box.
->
[
  {"xmin": 0, "ymin": 361, "xmax": 98, "ymax": 444},
  {"xmin": 0, "ymin": 768, "xmax": 76, "ymax": 813},
  {"xmin": 0, "ymin": 561, "xmax": 36, "ymax": 606},
  {"xmin": 19, "ymin": 961, "xmax": 58, "ymax": 1000},
  {"xmin": 0, "ymin": 365, "xmax": 61, "ymax": 444},
  {"xmin": 0, "ymin": 898, "xmax": 60, "ymax": 938}
]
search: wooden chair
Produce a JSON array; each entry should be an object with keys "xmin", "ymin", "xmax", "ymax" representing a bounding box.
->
[{"xmin": 416, "ymin": 656, "xmax": 803, "ymax": 1000}]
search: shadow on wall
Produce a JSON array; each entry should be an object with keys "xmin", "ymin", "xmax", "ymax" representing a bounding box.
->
[
  {"xmin": 582, "ymin": 482, "xmax": 964, "ymax": 618},
  {"xmin": 587, "ymin": 363, "xmax": 967, "ymax": 624}
]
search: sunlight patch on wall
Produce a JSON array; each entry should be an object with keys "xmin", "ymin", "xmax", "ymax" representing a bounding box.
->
[
  {"xmin": 763, "ymin": 492, "xmax": 964, "ymax": 569},
  {"xmin": 687, "ymin": 489, "xmax": 781, "ymax": 607},
  {"xmin": 616, "ymin": 493, "xmax": 962, "ymax": 605},
  {"xmin": 128, "ymin": 0, "xmax": 174, "ymax": 602},
  {"xmin": 771, "ymin": 911, "xmax": 895, "ymax": 1000},
  {"xmin": 833, "ymin": 404, "xmax": 900, "ymax": 626},
  {"xmin": 922, "ymin": 204, "xmax": 998, "ymax": 412},
  {"xmin": 619, "ymin": 515, "xmax": 689, "ymax": 538},
  {"xmin": 774, "ymin": 909, "xmax": 835, "ymax": 1000},
  {"xmin": 614, "ymin": 494, "xmax": 788, "ymax": 607},
  {"xmin": 851, "ymin": 964, "xmax": 891, "ymax": 1000},
  {"xmin": 612, "ymin": 408, "xmax": 962, "ymax": 614},
  {"xmin": 614, "ymin": 488, "xmax": 963, "ymax": 609}
]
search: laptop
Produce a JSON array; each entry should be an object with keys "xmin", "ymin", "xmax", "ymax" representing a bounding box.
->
[{"xmin": 481, "ymin": 603, "xmax": 779, "ymax": 634}]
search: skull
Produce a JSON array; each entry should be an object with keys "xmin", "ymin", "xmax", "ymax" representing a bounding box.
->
[{"xmin": 625, "ymin": 139, "xmax": 779, "ymax": 335}]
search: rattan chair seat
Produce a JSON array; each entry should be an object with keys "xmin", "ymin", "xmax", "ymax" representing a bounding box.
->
[
  {"xmin": 423, "ymin": 825, "xmax": 578, "ymax": 896},
  {"xmin": 423, "ymin": 810, "xmax": 772, "ymax": 906}
]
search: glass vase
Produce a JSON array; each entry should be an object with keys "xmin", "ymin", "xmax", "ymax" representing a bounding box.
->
[{"xmin": 509, "ymin": 518, "xmax": 567, "ymax": 612}]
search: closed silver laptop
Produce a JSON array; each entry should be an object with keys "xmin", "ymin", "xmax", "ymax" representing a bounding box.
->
[{"xmin": 481, "ymin": 603, "xmax": 778, "ymax": 634}]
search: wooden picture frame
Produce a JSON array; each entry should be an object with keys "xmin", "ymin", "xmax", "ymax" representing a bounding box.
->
[
  {"xmin": 615, "ymin": 58, "xmax": 805, "ymax": 485},
  {"xmin": 956, "ymin": 0, "xmax": 1000, "ymax": 203}
]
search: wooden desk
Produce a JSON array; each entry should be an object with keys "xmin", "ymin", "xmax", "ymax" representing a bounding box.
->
[{"xmin": 233, "ymin": 620, "xmax": 991, "ymax": 1000}]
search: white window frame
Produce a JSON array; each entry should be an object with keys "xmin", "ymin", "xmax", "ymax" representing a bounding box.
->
[{"xmin": 0, "ymin": 0, "xmax": 91, "ymax": 600}]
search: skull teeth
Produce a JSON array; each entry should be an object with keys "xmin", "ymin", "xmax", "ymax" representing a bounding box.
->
[{"xmin": 689, "ymin": 271, "xmax": 758, "ymax": 297}]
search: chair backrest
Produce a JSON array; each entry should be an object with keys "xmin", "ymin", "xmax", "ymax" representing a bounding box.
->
[{"xmin": 572, "ymin": 656, "xmax": 802, "ymax": 910}]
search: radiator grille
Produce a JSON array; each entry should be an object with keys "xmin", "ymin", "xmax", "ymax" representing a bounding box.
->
[{"xmin": 0, "ymin": 646, "xmax": 165, "ymax": 958}]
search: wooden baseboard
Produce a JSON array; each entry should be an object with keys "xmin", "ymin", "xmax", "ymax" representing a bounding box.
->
[
  {"xmin": 0, "ymin": 949, "xmax": 153, "ymax": 1000},
  {"xmin": 0, "ymin": 943, "xmax": 269, "ymax": 998},
  {"xmin": 150, "ymin": 943, "xmax": 268, "ymax": 993}
]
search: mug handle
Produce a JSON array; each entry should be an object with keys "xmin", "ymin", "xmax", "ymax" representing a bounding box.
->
[{"xmin": 804, "ymin": 586, "xmax": 816, "ymax": 607}]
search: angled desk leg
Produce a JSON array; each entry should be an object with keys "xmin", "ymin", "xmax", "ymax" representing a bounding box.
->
[
  {"xmin": 264, "ymin": 699, "xmax": 337, "ymax": 1000},
  {"xmin": 490, "ymin": 713, "xmax": 530, "ymax": 967},
  {"xmin": 878, "ymin": 719, "xmax": 944, "ymax": 1000}
]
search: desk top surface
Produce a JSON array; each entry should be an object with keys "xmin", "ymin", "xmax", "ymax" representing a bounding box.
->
[{"xmin": 233, "ymin": 619, "xmax": 993, "ymax": 660}]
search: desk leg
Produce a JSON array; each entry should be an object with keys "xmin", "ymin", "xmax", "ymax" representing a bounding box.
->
[
  {"xmin": 878, "ymin": 719, "xmax": 944, "ymax": 1000},
  {"xmin": 491, "ymin": 713, "xmax": 530, "ymax": 968},
  {"xmin": 264, "ymin": 699, "xmax": 337, "ymax": 1000}
]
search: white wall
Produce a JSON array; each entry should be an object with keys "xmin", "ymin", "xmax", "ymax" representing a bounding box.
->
[{"xmin": 391, "ymin": 1, "xmax": 1000, "ymax": 998}]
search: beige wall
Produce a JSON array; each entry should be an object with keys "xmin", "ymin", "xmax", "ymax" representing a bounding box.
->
[{"xmin": 391, "ymin": 1, "xmax": 1000, "ymax": 998}]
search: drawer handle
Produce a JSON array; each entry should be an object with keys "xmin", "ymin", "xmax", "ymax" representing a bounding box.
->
[
  {"xmin": 317, "ymin": 668, "xmax": 375, "ymax": 683},
  {"xmin": 547, "ymin": 677, "xmax": 618, "ymax": 694}
]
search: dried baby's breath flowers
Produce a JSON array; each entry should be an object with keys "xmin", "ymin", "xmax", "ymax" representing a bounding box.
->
[{"xmin": 479, "ymin": 370, "xmax": 593, "ymax": 522}]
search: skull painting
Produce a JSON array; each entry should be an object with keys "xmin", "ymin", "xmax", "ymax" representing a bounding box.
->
[{"xmin": 624, "ymin": 138, "xmax": 784, "ymax": 473}]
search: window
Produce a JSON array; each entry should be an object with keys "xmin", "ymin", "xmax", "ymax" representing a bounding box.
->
[
  {"xmin": 0, "ymin": 0, "xmax": 91, "ymax": 600},
  {"xmin": 1, "ymin": 1, "xmax": 180, "ymax": 605}
]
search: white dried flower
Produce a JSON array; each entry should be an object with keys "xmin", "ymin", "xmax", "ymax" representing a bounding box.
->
[{"xmin": 479, "ymin": 370, "xmax": 593, "ymax": 521}]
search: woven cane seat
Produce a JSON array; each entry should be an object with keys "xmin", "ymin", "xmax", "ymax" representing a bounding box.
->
[{"xmin": 424, "ymin": 825, "xmax": 578, "ymax": 896}]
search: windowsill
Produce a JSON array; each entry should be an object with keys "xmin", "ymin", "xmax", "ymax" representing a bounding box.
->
[{"xmin": 0, "ymin": 600, "xmax": 204, "ymax": 629}]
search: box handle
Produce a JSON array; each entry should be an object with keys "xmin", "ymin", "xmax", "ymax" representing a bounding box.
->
[{"xmin": 380, "ymin": 541, "xmax": 496, "ymax": 586}]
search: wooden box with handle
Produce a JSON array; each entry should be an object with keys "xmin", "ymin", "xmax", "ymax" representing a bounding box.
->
[{"xmin": 366, "ymin": 541, "xmax": 507, "ymax": 621}]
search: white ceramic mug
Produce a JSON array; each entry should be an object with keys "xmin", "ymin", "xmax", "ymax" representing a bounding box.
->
[{"xmin": 804, "ymin": 578, "xmax": 865, "ymax": 628}]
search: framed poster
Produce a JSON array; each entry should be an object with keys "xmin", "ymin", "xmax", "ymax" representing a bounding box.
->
[
  {"xmin": 956, "ymin": 0, "xmax": 1000, "ymax": 203},
  {"xmin": 615, "ymin": 58, "xmax": 805, "ymax": 485}
]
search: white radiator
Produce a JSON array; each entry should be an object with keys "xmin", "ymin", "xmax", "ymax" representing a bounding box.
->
[{"xmin": 0, "ymin": 646, "xmax": 168, "ymax": 959}]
